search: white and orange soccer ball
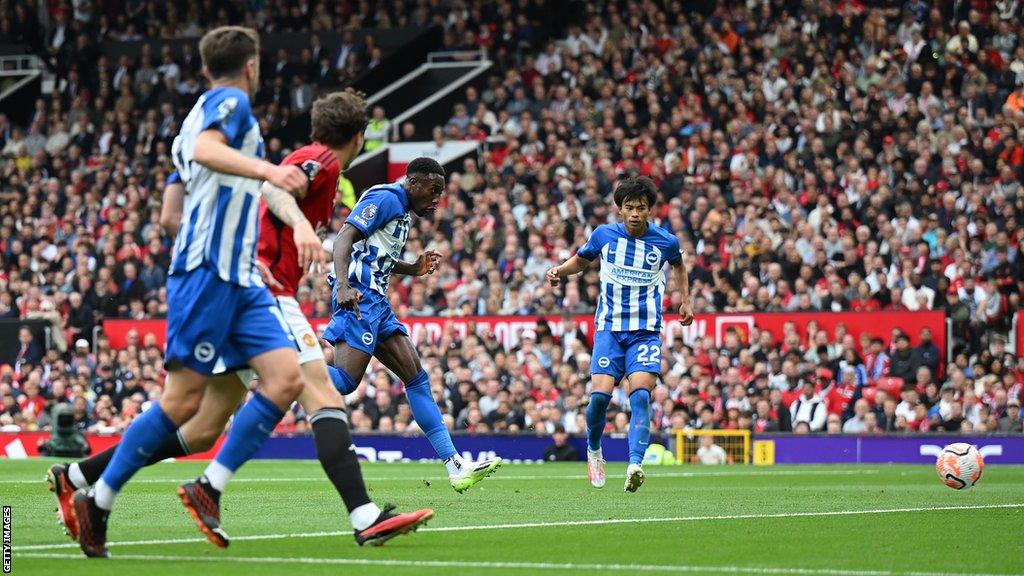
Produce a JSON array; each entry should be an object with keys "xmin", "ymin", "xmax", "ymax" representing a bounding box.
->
[{"xmin": 935, "ymin": 443, "xmax": 985, "ymax": 489}]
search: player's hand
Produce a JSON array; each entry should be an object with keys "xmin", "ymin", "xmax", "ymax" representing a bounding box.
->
[
  {"xmin": 265, "ymin": 163, "xmax": 308, "ymax": 196},
  {"xmin": 679, "ymin": 302, "xmax": 694, "ymax": 326},
  {"xmin": 319, "ymin": 337, "xmax": 335, "ymax": 364},
  {"xmin": 415, "ymin": 250, "xmax": 443, "ymax": 276},
  {"xmin": 335, "ymin": 285, "xmax": 363, "ymax": 320},
  {"xmin": 546, "ymin": 266, "xmax": 561, "ymax": 287},
  {"xmin": 294, "ymin": 221, "xmax": 325, "ymax": 271},
  {"xmin": 255, "ymin": 260, "xmax": 283, "ymax": 290}
]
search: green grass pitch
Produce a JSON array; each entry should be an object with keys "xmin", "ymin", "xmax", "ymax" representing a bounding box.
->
[{"xmin": 3, "ymin": 459, "xmax": 1023, "ymax": 575}]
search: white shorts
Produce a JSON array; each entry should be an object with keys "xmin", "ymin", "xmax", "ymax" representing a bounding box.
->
[{"xmin": 213, "ymin": 296, "xmax": 324, "ymax": 387}]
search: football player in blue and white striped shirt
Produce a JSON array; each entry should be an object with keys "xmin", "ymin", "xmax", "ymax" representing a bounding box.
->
[
  {"xmin": 548, "ymin": 176, "xmax": 694, "ymax": 493},
  {"xmin": 72, "ymin": 26, "xmax": 317, "ymax": 558},
  {"xmin": 324, "ymin": 157, "xmax": 502, "ymax": 492}
]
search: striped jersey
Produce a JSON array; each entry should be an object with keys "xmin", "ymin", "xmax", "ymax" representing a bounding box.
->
[
  {"xmin": 578, "ymin": 222, "xmax": 682, "ymax": 332},
  {"xmin": 334, "ymin": 182, "xmax": 412, "ymax": 296},
  {"xmin": 170, "ymin": 86, "xmax": 265, "ymax": 286}
]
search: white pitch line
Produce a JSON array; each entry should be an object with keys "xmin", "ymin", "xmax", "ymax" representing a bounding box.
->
[
  {"xmin": 16, "ymin": 503, "xmax": 1023, "ymax": 552},
  {"xmin": 0, "ymin": 468, "xmax": 884, "ymax": 485},
  {"xmin": 14, "ymin": 551, "xmax": 1023, "ymax": 576}
]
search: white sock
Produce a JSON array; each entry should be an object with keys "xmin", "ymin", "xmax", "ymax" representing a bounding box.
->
[
  {"xmin": 444, "ymin": 454, "xmax": 466, "ymax": 476},
  {"xmin": 203, "ymin": 461, "xmax": 234, "ymax": 493},
  {"xmin": 588, "ymin": 448, "xmax": 603, "ymax": 459},
  {"xmin": 93, "ymin": 479, "xmax": 117, "ymax": 511},
  {"xmin": 68, "ymin": 463, "xmax": 89, "ymax": 489},
  {"xmin": 349, "ymin": 502, "xmax": 382, "ymax": 531}
]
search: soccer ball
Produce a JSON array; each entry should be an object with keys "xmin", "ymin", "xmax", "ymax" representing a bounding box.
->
[{"xmin": 935, "ymin": 443, "xmax": 984, "ymax": 489}]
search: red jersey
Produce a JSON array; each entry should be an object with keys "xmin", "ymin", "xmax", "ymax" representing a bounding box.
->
[{"xmin": 257, "ymin": 143, "xmax": 340, "ymax": 297}]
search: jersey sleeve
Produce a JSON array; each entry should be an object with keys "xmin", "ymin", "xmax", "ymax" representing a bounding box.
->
[
  {"xmin": 167, "ymin": 171, "xmax": 181, "ymax": 185},
  {"xmin": 346, "ymin": 189, "xmax": 404, "ymax": 236},
  {"xmin": 660, "ymin": 234, "xmax": 683, "ymax": 266},
  {"xmin": 577, "ymin": 226, "xmax": 609, "ymax": 260},
  {"xmin": 281, "ymin": 146, "xmax": 339, "ymax": 196},
  {"xmin": 199, "ymin": 87, "xmax": 253, "ymax": 144}
]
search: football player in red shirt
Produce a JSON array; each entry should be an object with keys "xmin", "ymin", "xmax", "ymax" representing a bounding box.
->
[{"xmin": 48, "ymin": 91, "xmax": 432, "ymax": 548}]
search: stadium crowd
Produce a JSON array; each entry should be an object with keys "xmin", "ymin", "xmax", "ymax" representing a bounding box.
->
[{"xmin": 1, "ymin": 0, "xmax": 1024, "ymax": 439}]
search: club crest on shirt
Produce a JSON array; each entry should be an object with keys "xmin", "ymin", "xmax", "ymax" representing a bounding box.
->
[{"xmin": 645, "ymin": 251, "xmax": 660, "ymax": 266}]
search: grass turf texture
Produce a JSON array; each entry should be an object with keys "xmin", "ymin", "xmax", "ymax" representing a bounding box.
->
[{"xmin": 3, "ymin": 460, "xmax": 1023, "ymax": 575}]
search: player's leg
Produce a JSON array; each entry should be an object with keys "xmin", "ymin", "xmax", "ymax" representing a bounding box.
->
[
  {"xmin": 280, "ymin": 294, "xmax": 432, "ymax": 544},
  {"xmin": 298, "ymin": 358, "xmax": 434, "ymax": 545},
  {"xmin": 73, "ymin": 366, "xmax": 209, "ymax": 557},
  {"xmin": 179, "ymin": 288, "xmax": 304, "ymax": 548},
  {"xmin": 374, "ymin": 332, "xmax": 501, "ymax": 492},
  {"xmin": 50, "ymin": 374, "xmax": 245, "ymax": 541},
  {"xmin": 71, "ymin": 270, "xmax": 244, "ymax": 557},
  {"xmin": 621, "ymin": 332, "xmax": 661, "ymax": 493},
  {"xmin": 586, "ymin": 331, "xmax": 626, "ymax": 488}
]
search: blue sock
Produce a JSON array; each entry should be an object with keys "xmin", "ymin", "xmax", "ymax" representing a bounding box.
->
[
  {"xmin": 328, "ymin": 365, "xmax": 359, "ymax": 395},
  {"xmin": 586, "ymin": 392, "xmax": 611, "ymax": 452},
  {"xmin": 628, "ymin": 389, "xmax": 651, "ymax": 465},
  {"xmin": 404, "ymin": 370, "xmax": 457, "ymax": 460},
  {"xmin": 213, "ymin": 392, "xmax": 284, "ymax": 473},
  {"xmin": 99, "ymin": 403, "xmax": 177, "ymax": 491}
]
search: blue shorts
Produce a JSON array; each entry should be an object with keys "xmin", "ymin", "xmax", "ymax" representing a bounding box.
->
[
  {"xmin": 165, "ymin": 267, "xmax": 295, "ymax": 375},
  {"xmin": 591, "ymin": 330, "xmax": 662, "ymax": 382},
  {"xmin": 321, "ymin": 287, "xmax": 408, "ymax": 355}
]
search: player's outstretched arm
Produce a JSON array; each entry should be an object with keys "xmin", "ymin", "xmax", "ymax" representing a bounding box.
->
[
  {"xmin": 393, "ymin": 250, "xmax": 442, "ymax": 276},
  {"xmin": 546, "ymin": 255, "xmax": 592, "ymax": 286},
  {"xmin": 160, "ymin": 180, "xmax": 185, "ymax": 240},
  {"xmin": 674, "ymin": 259, "xmax": 694, "ymax": 325},
  {"xmin": 193, "ymin": 130, "xmax": 307, "ymax": 195},
  {"xmin": 261, "ymin": 181, "xmax": 322, "ymax": 270},
  {"xmin": 333, "ymin": 223, "xmax": 365, "ymax": 318}
]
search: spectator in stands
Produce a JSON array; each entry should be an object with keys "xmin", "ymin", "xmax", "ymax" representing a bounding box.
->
[
  {"xmin": 542, "ymin": 424, "xmax": 578, "ymax": 462},
  {"xmin": 693, "ymin": 435, "xmax": 730, "ymax": 465},
  {"xmin": 998, "ymin": 399, "xmax": 1023, "ymax": 433},
  {"xmin": 12, "ymin": 326, "xmax": 42, "ymax": 373},
  {"xmin": 888, "ymin": 334, "xmax": 921, "ymax": 383},
  {"xmin": 825, "ymin": 414, "xmax": 843, "ymax": 435},
  {"xmin": 842, "ymin": 399, "xmax": 871, "ymax": 434},
  {"xmin": 790, "ymin": 381, "xmax": 827, "ymax": 432}
]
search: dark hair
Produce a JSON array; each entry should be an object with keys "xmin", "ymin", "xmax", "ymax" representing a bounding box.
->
[
  {"xmin": 406, "ymin": 157, "xmax": 445, "ymax": 178},
  {"xmin": 310, "ymin": 89, "xmax": 368, "ymax": 147},
  {"xmin": 613, "ymin": 176, "xmax": 658, "ymax": 208},
  {"xmin": 199, "ymin": 26, "xmax": 259, "ymax": 79}
]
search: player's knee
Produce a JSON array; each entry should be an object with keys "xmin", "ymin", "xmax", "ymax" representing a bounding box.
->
[
  {"xmin": 163, "ymin": 392, "xmax": 203, "ymax": 424},
  {"xmin": 629, "ymin": 388, "xmax": 651, "ymax": 410},
  {"xmin": 277, "ymin": 367, "xmax": 306, "ymax": 399}
]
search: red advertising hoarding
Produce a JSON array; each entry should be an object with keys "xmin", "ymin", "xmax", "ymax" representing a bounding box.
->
[
  {"xmin": 103, "ymin": 311, "xmax": 945, "ymax": 357},
  {"xmin": 0, "ymin": 432, "xmax": 224, "ymax": 459}
]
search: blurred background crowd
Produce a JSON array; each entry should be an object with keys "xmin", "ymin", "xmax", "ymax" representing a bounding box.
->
[{"xmin": 1, "ymin": 0, "xmax": 1023, "ymax": 439}]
